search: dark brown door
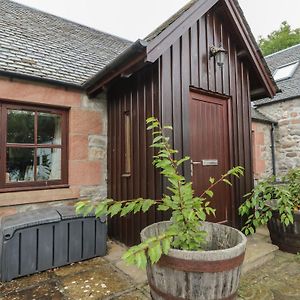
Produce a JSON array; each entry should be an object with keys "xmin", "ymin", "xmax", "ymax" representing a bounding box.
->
[{"xmin": 189, "ymin": 90, "xmax": 231, "ymax": 225}]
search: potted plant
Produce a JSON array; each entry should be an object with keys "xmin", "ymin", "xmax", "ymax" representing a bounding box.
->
[
  {"xmin": 76, "ymin": 117, "xmax": 246, "ymax": 300},
  {"xmin": 239, "ymin": 168, "xmax": 300, "ymax": 253}
]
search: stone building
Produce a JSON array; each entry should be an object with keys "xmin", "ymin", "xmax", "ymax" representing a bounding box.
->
[{"xmin": 252, "ymin": 44, "xmax": 300, "ymax": 180}]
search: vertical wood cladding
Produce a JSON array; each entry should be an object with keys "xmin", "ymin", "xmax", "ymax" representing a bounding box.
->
[
  {"xmin": 158, "ymin": 9, "xmax": 253, "ymax": 228},
  {"xmin": 108, "ymin": 7, "xmax": 254, "ymax": 245},
  {"xmin": 108, "ymin": 63, "xmax": 166, "ymax": 246}
]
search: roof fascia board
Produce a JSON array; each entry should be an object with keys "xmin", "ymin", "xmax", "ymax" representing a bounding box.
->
[
  {"xmin": 223, "ymin": 0, "xmax": 277, "ymax": 98},
  {"xmin": 84, "ymin": 40, "xmax": 147, "ymax": 96},
  {"xmin": 146, "ymin": 0, "xmax": 218, "ymax": 62}
]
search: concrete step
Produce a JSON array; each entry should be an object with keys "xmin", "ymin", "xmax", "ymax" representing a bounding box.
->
[{"xmin": 242, "ymin": 229, "xmax": 279, "ymax": 274}]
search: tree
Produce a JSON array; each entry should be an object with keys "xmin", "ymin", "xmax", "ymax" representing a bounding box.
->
[{"xmin": 258, "ymin": 21, "xmax": 300, "ymax": 56}]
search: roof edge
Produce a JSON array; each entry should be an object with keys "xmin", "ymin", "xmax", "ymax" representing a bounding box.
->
[
  {"xmin": 0, "ymin": 70, "xmax": 84, "ymax": 91},
  {"xmin": 265, "ymin": 43, "xmax": 300, "ymax": 59},
  {"xmin": 84, "ymin": 39, "xmax": 147, "ymax": 95},
  {"xmin": 252, "ymin": 117, "xmax": 277, "ymax": 125},
  {"xmin": 226, "ymin": 0, "xmax": 278, "ymax": 99},
  {"xmin": 251, "ymin": 108, "xmax": 277, "ymax": 124},
  {"xmin": 254, "ymin": 95, "xmax": 300, "ymax": 107},
  {"xmin": 146, "ymin": 0, "xmax": 218, "ymax": 62}
]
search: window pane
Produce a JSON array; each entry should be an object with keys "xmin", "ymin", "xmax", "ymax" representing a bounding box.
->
[
  {"xmin": 38, "ymin": 113, "xmax": 62, "ymax": 145},
  {"xmin": 36, "ymin": 148, "xmax": 61, "ymax": 181},
  {"xmin": 6, "ymin": 148, "xmax": 34, "ymax": 182},
  {"xmin": 273, "ymin": 61, "xmax": 299, "ymax": 81},
  {"xmin": 7, "ymin": 110, "xmax": 34, "ymax": 143}
]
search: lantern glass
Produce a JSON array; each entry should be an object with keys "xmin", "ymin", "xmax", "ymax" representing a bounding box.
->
[{"xmin": 216, "ymin": 50, "xmax": 226, "ymax": 67}]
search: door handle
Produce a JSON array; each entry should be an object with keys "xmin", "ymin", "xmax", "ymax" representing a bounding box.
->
[{"xmin": 191, "ymin": 160, "xmax": 201, "ymax": 177}]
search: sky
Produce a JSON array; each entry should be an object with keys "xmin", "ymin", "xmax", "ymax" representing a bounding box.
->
[{"xmin": 14, "ymin": 0, "xmax": 300, "ymax": 42}]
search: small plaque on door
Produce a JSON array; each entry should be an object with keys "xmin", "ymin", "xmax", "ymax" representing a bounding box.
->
[{"xmin": 202, "ymin": 159, "xmax": 218, "ymax": 166}]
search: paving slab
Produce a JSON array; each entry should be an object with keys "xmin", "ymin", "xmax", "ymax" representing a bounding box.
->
[
  {"xmin": 238, "ymin": 251, "xmax": 300, "ymax": 300},
  {"xmin": 1, "ymin": 281, "xmax": 64, "ymax": 300},
  {"xmin": 114, "ymin": 260, "xmax": 147, "ymax": 285},
  {"xmin": 60, "ymin": 263, "xmax": 132, "ymax": 299},
  {"xmin": 105, "ymin": 241, "xmax": 126, "ymax": 263}
]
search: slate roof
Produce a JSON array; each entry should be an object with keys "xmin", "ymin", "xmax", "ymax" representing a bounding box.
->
[
  {"xmin": 251, "ymin": 107, "xmax": 276, "ymax": 124},
  {"xmin": 0, "ymin": 0, "xmax": 132, "ymax": 87},
  {"xmin": 254, "ymin": 44, "xmax": 300, "ymax": 106},
  {"xmin": 0, "ymin": 0, "xmax": 277, "ymax": 95},
  {"xmin": 145, "ymin": 0, "xmax": 198, "ymax": 42}
]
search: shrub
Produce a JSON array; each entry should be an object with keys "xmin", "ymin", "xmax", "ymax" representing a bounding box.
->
[
  {"xmin": 76, "ymin": 117, "xmax": 244, "ymax": 269},
  {"xmin": 239, "ymin": 168, "xmax": 300, "ymax": 235}
]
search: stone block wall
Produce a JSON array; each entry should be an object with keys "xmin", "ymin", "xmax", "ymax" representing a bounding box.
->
[
  {"xmin": 252, "ymin": 121, "xmax": 273, "ymax": 180},
  {"xmin": 256, "ymin": 98, "xmax": 300, "ymax": 176},
  {"xmin": 0, "ymin": 77, "xmax": 107, "ymax": 217}
]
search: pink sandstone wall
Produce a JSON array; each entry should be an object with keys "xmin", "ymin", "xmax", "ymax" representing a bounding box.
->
[
  {"xmin": 0, "ymin": 77, "xmax": 107, "ymax": 216},
  {"xmin": 251, "ymin": 121, "xmax": 273, "ymax": 181}
]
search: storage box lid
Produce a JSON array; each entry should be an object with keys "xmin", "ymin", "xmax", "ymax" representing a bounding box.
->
[
  {"xmin": 1, "ymin": 208, "xmax": 60, "ymax": 240},
  {"xmin": 56, "ymin": 206, "xmax": 106, "ymax": 223}
]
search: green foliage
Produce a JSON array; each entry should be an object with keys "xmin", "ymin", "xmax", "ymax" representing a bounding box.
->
[
  {"xmin": 239, "ymin": 168, "xmax": 300, "ymax": 235},
  {"xmin": 259, "ymin": 21, "xmax": 300, "ymax": 56},
  {"xmin": 76, "ymin": 117, "xmax": 244, "ymax": 269}
]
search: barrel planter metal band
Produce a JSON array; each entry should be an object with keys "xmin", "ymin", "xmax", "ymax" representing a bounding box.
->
[
  {"xmin": 157, "ymin": 252, "xmax": 245, "ymax": 273},
  {"xmin": 149, "ymin": 281, "xmax": 237, "ymax": 300},
  {"xmin": 141, "ymin": 221, "xmax": 247, "ymax": 300}
]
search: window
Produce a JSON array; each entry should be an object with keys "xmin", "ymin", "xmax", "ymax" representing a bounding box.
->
[
  {"xmin": 0, "ymin": 103, "xmax": 68, "ymax": 191},
  {"xmin": 273, "ymin": 61, "xmax": 299, "ymax": 81},
  {"xmin": 124, "ymin": 111, "xmax": 131, "ymax": 175}
]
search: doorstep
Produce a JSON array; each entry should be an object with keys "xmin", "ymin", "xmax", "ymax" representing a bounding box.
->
[
  {"xmin": 105, "ymin": 241, "xmax": 148, "ymax": 286},
  {"xmin": 242, "ymin": 226, "xmax": 279, "ymax": 274}
]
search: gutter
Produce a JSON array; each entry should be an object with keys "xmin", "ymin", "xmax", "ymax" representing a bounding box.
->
[
  {"xmin": 0, "ymin": 70, "xmax": 84, "ymax": 91},
  {"xmin": 83, "ymin": 39, "xmax": 148, "ymax": 96}
]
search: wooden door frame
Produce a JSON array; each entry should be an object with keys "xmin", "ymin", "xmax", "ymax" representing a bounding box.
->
[{"xmin": 189, "ymin": 87, "xmax": 236, "ymax": 227}]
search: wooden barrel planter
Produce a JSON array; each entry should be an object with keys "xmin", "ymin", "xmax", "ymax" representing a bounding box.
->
[
  {"xmin": 141, "ymin": 221, "xmax": 247, "ymax": 300},
  {"xmin": 268, "ymin": 210, "xmax": 300, "ymax": 254}
]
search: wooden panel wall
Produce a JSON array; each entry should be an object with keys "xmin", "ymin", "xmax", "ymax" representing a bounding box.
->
[
  {"xmin": 108, "ymin": 6, "xmax": 254, "ymax": 245},
  {"xmin": 107, "ymin": 63, "xmax": 169, "ymax": 246},
  {"xmin": 158, "ymin": 8, "xmax": 253, "ymax": 227}
]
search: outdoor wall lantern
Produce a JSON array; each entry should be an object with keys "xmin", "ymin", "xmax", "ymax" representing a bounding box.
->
[{"xmin": 209, "ymin": 45, "xmax": 228, "ymax": 67}]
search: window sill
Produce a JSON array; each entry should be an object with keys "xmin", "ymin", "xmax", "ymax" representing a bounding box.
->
[{"xmin": 0, "ymin": 184, "xmax": 69, "ymax": 193}]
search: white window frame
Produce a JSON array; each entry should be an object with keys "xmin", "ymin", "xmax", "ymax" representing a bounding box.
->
[{"xmin": 273, "ymin": 61, "xmax": 299, "ymax": 82}]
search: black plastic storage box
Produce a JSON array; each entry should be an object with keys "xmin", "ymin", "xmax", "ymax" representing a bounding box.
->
[{"xmin": 0, "ymin": 206, "xmax": 107, "ymax": 282}]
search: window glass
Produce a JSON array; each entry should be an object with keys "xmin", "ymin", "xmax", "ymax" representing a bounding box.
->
[
  {"xmin": 124, "ymin": 112, "xmax": 131, "ymax": 174},
  {"xmin": 36, "ymin": 148, "xmax": 61, "ymax": 181},
  {"xmin": 37, "ymin": 113, "xmax": 62, "ymax": 145},
  {"xmin": 7, "ymin": 110, "xmax": 34, "ymax": 143},
  {"xmin": 6, "ymin": 148, "xmax": 34, "ymax": 182},
  {"xmin": 0, "ymin": 104, "xmax": 67, "ymax": 189},
  {"xmin": 273, "ymin": 61, "xmax": 299, "ymax": 81}
]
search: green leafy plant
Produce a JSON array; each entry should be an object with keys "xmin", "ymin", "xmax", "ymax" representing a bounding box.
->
[
  {"xmin": 258, "ymin": 21, "xmax": 300, "ymax": 56},
  {"xmin": 239, "ymin": 168, "xmax": 300, "ymax": 235},
  {"xmin": 76, "ymin": 117, "xmax": 244, "ymax": 269}
]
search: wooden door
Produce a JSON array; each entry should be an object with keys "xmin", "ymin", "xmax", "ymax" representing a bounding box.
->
[{"xmin": 189, "ymin": 90, "xmax": 232, "ymax": 225}]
